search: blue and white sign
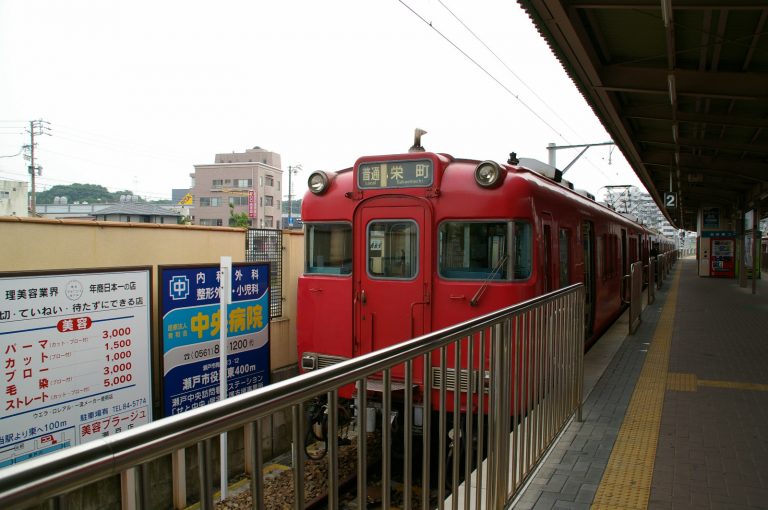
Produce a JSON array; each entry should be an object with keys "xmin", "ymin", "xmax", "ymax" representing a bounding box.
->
[
  {"xmin": 0, "ymin": 268, "xmax": 152, "ymax": 467},
  {"xmin": 160, "ymin": 263, "xmax": 270, "ymax": 416}
]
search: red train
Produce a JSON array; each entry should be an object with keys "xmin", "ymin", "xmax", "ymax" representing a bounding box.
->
[{"xmin": 297, "ymin": 140, "xmax": 669, "ymax": 411}]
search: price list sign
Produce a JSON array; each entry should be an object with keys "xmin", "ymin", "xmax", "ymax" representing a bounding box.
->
[
  {"xmin": 160, "ymin": 263, "xmax": 270, "ymax": 417},
  {"xmin": 0, "ymin": 268, "xmax": 152, "ymax": 468}
]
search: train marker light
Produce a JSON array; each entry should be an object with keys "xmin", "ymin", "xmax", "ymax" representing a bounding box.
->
[
  {"xmin": 474, "ymin": 160, "xmax": 505, "ymax": 188},
  {"xmin": 308, "ymin": 171, "xmax": 330, "ymax": 195}
]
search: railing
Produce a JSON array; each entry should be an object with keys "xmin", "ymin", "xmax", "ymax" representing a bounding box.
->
[
  {"xmin": 629, "ymin": 249, "xmax": 679, "ymax": 334},
  {"xmin": 0, "ymin": 285, "xmax": 585, "ymax": 510}
]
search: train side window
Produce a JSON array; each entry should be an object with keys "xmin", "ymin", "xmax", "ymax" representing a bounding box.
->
[
  {"xmin": 559, "ymin": 228, "xmax": 570, "ymax": 287},
  {"xmin": 305, "ymin": 223, "xmax": 352, "ymax": 275},
  {"xmin": 437, "ymin": 221, "xmax": 531, "ymax": 280},
  {"xmin": 367, "ymin": 220, "xmax": 418, "ymax": 279},
  {"xmin": 597, "ymin": 234, "xmax": 604, "ymax": 280}
]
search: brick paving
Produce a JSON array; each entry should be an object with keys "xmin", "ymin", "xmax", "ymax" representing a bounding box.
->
[
  {"xmin": 651, "ymin": 260, "xmax": 768, "ymax": 510},
  {"xmin": 513, "ymin": 259, "xmax": 768, "ymax": 510}
]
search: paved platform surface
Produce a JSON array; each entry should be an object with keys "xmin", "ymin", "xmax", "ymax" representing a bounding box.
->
[{"xmin": 513, "ymin": 258, "xmax": 768, "ymax": 509}]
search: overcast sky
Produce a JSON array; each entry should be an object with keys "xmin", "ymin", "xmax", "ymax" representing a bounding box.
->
[{"xmin": 0, "ymin": 0, "xmax": 644, "ymax": 202}]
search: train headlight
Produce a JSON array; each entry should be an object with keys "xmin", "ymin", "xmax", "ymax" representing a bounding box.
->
[
  {"xmin": 308, "ymin": 171, "xmax": 330, "ymax": 195},
  {"xmin": 474, "ymin": 161, "xmax": 505, "ymax": 188}
]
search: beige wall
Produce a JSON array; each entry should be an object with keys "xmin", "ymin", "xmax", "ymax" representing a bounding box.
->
[
  {"xmin": 0, "ymin": 217, "xmax": 304, "ymax": 409},
  {"xmin": 276, "ymin": 230, "xmax": 304, "ymax": 368}
]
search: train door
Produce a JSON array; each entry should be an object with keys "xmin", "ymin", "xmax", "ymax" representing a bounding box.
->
[
  {"xmin": 582, "ymin": 221, "xmax": 596, "ymax": 337},
  {"xmin": 354, "ymin": 200, "xmax": 431, "ymax": 357}
]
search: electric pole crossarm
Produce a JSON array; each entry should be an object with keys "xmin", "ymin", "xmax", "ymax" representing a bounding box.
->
[{"xmin": 547, "ymin": 141, "xmax": 614, "ymax": 175}]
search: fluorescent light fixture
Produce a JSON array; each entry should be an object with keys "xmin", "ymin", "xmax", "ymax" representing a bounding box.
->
[
  {"xmin": 661, "ymin": 0, "xmax": 672, "ymax": 28},
  {"xmin": 668, "ymin": 73, "xmax": 677, "ymax": 106}
]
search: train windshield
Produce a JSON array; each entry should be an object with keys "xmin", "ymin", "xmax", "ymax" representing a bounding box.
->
[
  {"xmin": 438, "ymin": 221, "xmax": 532, "ymax": 280},
  {"xmin": 305, "ymin": 223, "xmax": 352, "ymax": 275}
]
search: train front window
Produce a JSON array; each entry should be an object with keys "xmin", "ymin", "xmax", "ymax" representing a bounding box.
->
[
  {"xmin": 305, "ymin": 223, "xmax": 352, "ymax": 275},
  {"xmin": 438, "ymin": 221, "xmax": 532, "ymax": 280},
  {"xmin": 367, "ymin": 220, "xmax": 418, "ymax": 279}
]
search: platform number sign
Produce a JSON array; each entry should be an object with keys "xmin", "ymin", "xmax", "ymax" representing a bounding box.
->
[{"xmin": 664, "ymin": 192, "xmax": 677, "ymax": 209}]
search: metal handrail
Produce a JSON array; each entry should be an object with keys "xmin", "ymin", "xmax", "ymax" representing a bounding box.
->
[{"xmin": 0, "ymin": 284, "xmax": 586, "ymax": 510}]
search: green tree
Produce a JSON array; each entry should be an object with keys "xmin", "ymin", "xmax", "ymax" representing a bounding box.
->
[
  {"xmin": 37, "ymin": 183, "xmax": 115, "ymax": 204},
  {"xmin": 228, "ymin": 203, "xmax": 250, "ymax": 228}
]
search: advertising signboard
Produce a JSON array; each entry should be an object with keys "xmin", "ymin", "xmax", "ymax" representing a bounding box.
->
[
  {"xmin": 703, "ymin": 207, "xmax": 720, "ymax": 229},
  {"xmin": 160, "ymin": 263, "xmax": 269, "ymax": 416},
  {"xmin": 0, "ymin": 268, "xmax": 152, "ymax": 467},
  {"xmin": 248, "ymin": 190, "xmax": 256, "ymax": 219}
]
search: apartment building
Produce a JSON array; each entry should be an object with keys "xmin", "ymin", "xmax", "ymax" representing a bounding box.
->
[{"xmin": 190, "ymin": 147, "xmax": 283, "ymax": 228}]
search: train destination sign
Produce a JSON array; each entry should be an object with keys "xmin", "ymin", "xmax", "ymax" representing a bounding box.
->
[
  {"xmin": 0, "ymin": 268, "xmax": 152, "ymax": 467},
  {"xmin": 160, "ymin": 263, "xmax": 270, "ymax": 417},
  {"xmin": 357, "ymin": 160, "xmax": 433, "ymax": 189}
]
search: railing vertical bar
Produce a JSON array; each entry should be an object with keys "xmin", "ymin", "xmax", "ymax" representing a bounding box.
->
[
  {"xmin": 511, "ymin": 315, "xmax": 520, "ymax": 492},
  {"xmin": 524, "ymin": 308, "xmax": 534, "ymax": 476},
  {"xmin": 172, "ymin": 449, "xmax": 187, "ymax": 509},
  {"xmin": 579, "ymin": 289, "xmax": 585, "ymax": 422},
  {"xmin": 356, "ymin": 379, "xmax": 368, "ymax": 510},
  {"xmin": 327, "ymin": 390, "xmax": 339, "ymax": 510},
  {"xmin": 465, "ymin": 334, "xmax": 475, "ymax": 510},
  {"xmin": 500, "ymin": 318, "xmax": 512, "ymax": 500},
  {"xmin": 291, "ymin": 404, "xmax": 305, "ymax": 510},
  {"xmin": 452, "ymin": 338, "xmax": 461, "ymax": 510},
  {"xmin": 564, "ymin": 296, "xmax": 576, "ymax": 430},
  {"xmin": 382, "ymin": 371, "xmax": 391, "ymax": 510},
  {"xmin": 487, "ymin": 323, "xmax": 500, "ymax": 509},
  {"xmin": 438, "ymin": 346, "xmax": 448, "ymax": 509},
  {"xmin": 535, "ymin": 304, "xmax": 552, "ymax": 458},
  {"xmin": 247, "ymin": 420, "xmax": 264, "ymax": 510},
  {"xmin": 475, "ymin": 329, "xmax": 486, "ymax": 510},
  {"xmin": 404, "ymin": 361, "xmax": 413, "ymax": 510},
  {"xmin": 120, "ymin": 468, "xmax": 137, "ymax": 510},
  {"xmin": 197, "ymin": 438, "xmax": 213, "ymax": 510},
  {"xmin": 422, "ymin": 354, "xmax": 432, "ymax": 510},
  {"xmin": 547, "ymin": 298, "xmax": 565, "ymax": 434}
]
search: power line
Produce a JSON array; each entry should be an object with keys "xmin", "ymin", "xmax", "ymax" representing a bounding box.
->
[
  {"xmin": 435, "ymin": 0, "xmax": 580, "ymax": 140},
  {"xmin": 396, "ymin": 0, "xmax": 565, "ymax": 140},
  {"xmin": 397, "ymin": 0, "xmax": 616, "ymax": 183}
]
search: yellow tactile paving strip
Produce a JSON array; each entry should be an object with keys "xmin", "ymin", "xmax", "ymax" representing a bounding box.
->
[
  {"xmin": 667, "ymin": 372, "xmax": 768, "ymax": 392},
  {"xmin": 592, "ymin": 266, "xmax": 681, "ymax": 510}
]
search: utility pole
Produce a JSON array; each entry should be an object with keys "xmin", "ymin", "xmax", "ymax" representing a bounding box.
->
[
  {"xmin": 24, "ymin": 119, "xmax": 51, "ymax": 215},
  {"xmin": 287, "ymin": 165, "xmax": 301, "ymax": 228}
]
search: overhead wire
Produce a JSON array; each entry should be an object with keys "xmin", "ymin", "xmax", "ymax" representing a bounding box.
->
[
  {"xmin": 396, "ymin": 0, "xmax": 566, "ymax": 140},
  {"xmin": 436, "ymin": 0, "xmax": 581, "ymax": 140},
  {"xmin": 397, "ymin": 0, "xmax": 617, "ymax": 184}
]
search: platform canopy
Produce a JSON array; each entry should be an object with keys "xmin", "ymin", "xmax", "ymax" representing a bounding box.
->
[{"xmin": 518, "ymin": 0, "xmax": 768, "ymax": 230}]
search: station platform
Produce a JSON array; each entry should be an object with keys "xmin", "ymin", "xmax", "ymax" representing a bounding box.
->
[{"xmin": 514, "ymin": 257, "xmax": 768, "ymax": 509}]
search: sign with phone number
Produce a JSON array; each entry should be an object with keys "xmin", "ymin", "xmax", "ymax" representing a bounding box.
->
[
  {"xmin": 160, "ymin": 263, "xmax": 270, "ymax": 417},
  {"xmin": 0, "ymin": 268, "xmax": 152, "ymax": 468}
]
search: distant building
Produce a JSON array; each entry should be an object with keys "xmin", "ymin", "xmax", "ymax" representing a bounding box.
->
[
  {"xmin": 172, "ymin": 188, "xmax": 190, "ymax": 204},
  {"xmin": 91, "ymin": 202, "xmax": 182, "ymax": 224},
  {"xmin": 0, "ymin": 179, "xmax": 28, "ymax": 217},
  {"xmin": 189, "ymin": 147, "xmax": 282, "ymax": 228}
]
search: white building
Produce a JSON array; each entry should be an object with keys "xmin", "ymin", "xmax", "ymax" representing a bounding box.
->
[{"xmin": 0, "ymin": 179, "xmax": 28, "ymax": 217}]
